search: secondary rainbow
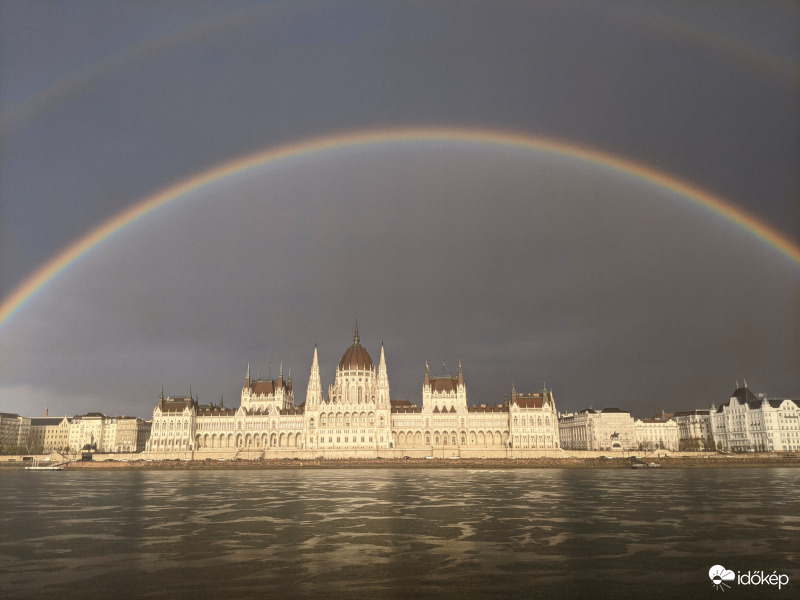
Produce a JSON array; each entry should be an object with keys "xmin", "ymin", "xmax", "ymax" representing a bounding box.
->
[{"xmin": 2, "ymin": 126, "xmax": 799, "ymax": 330}]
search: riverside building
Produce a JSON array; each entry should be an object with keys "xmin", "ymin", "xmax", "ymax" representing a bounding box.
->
[
  {"xmin": 145, "ymin": 321, "xmax": 561, "ymax": 458},
  {"xmin": 710, "ymin": 384, "xmax": 800, "ymax": 453},
  {"xmin": 672, "ymin": 409, "xmax": 713, "ymax": 451},
  {"xmin": 558, "ymin": 408, "xmax": 637, "ymax": 451},
  {"xmin": 634, "ymin": 417, "xmax": 679, "ymax": 451}
]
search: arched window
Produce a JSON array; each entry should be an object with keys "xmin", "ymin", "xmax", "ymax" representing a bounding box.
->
[
  {"xmin": 538, "ymin": 417, "xmax": 542, "ymax": 426},
  {"xmin": 321, "ymin": 414, "xmax": 327, "ymax": 426},
  {"xmin": 426, "ymin": 434, "xmax": 431, "ymax": 445},
  {"xmin": 358, "ymin": 388, "xmax": 362, "ymax": 403},
  {"xmin": 310, "ymin": 418, "xmax": 315, "ymax": 429},
  {"xmin": 514, "ymin": 417, "xmax": 518, "ymax": 426},
  {"xmin": 379, "ymin": 416, "xmax": 385, "ymax": 427},
  {"xmin": 545, "ymin": 417, "xmax": 550, "ymax": 426}
]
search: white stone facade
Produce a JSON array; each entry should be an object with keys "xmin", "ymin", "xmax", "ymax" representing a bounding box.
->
[
  {"xmin": 144, "ymin": 322, "xmax": 561, "ymax": 458},
  {"xmin": 634, "ymin": 418, "xmax": 679, "ymax": 451},
  {"xmin": 710, "ymin": 385, "xmax": 800, "ymax": 452},
  {"xmin": 69, "ymin": 413, "xmax": 112, "ymax": 452},
  {"xmin": 673, "ymin": 410, "xmax": 713, "ymax": 451},
  {"xmin": 558, "ymin": 408, "xmax": 637, "ymax": 451}
]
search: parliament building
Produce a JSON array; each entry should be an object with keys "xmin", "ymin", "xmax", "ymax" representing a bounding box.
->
[{"xmin": 145, "ymin": 321, "xmax": 561, "ymax": 458}]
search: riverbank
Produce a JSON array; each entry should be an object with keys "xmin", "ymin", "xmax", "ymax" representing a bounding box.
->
[{"xmin": 3, "ymin": 455, "xmax": 799, "ymax": 470}]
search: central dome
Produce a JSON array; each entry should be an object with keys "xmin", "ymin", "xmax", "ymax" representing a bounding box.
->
[{"xmin": 338, "ymin": 320, "xmax": 374, "ymax": 371}]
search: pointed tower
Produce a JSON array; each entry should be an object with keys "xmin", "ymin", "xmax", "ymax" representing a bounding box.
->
[
  {"xmin": 306, "ymin": 345, "xmax": 323, "ymax": 406},
  {"xmin": 377, "ymin": 342, "xmax": 390, "ymax": 407},
  {"xmin": 458, "ymin": 360, "xmax": 464, "ymax": 387},
  {"xmin": 246, "ymin": 362, "xmax": 251, "ymax": 388}
]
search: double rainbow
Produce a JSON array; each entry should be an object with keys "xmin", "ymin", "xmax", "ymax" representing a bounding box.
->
[{"xmin": 2, "ymin": 126, "xmax": 798, "ymax": 329}]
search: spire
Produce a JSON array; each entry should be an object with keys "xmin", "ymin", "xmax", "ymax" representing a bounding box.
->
[
  {"xmin": 220, "ymin": 394, "xmax": 224, "ymax": 409},
  {"xmin": 424, "ymin": 360, "xmax": 430, "ymax": 386},
  {"xmin": 160, "ymin": 386, "xmax": 164, "ymax": 401},
  {"xmin": 458, "ymin": 360, "xmax": 463, "ymax": 385},
  {"xmin": 354, "ymin": 316, "xmax": 360, "ymax": 345},
  {"xmin": 189, "ymin": 385, "xmax": 192, "ymax": 400},
  {"xmin": 307, "ymin": 345, "xmax": 322, "ymax": 406},
  {"xmin": 246, "ymin": 362, "xmax": 251, "ymax": 387}
]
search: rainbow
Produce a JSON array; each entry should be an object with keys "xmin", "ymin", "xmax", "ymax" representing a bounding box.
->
[{"xmin": 2, "ymin": 126, "xmax": 799, "ymax": 329}]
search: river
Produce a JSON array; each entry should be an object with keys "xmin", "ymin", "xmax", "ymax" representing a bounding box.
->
[{"xmin": 1, "ymin": 468, "xmax": 797, "ymax": 599}]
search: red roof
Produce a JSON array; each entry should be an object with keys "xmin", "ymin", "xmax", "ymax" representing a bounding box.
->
[
  {"xmin": 427, "ymin": 377, "xmax": 458, "ymax": 393},
  {"xmin": 515, "ymin": 397, "xmax": 544, "ymax": 409}
]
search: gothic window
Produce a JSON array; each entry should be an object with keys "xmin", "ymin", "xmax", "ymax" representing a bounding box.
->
[
  {"xmin": 358, "ymin": 388, "xmax": 362, "ymax": 403},
  {"xmin": 379, "ymin": 416, "xmax": 385, "ymax": 427},
  {"xmin": 321, "ymin": 415, "xmax": 327, "ymax": 426},
  {"xmin": 310, "ymin": 418, "xmax": 315, "ymax": 429},
  {"xmin": 369, "ymin": 413, "xmax": 374, "ymax": 425},
  {"xmin": 538, "ymin": 417, "xmax": 542, "ymax": 426},
  {"xmin": 514, "ymin": 417, "xmax": 518, "ymax": 426},
  {"xmin": 461, "ymin": 434, "xmax": 466, "ymax": 445},
  {"xmin": 435, "ymin": 434, "xmax": 440, "ymax": 445},
  {"xmin": 545, "ymin": 417, "xmax": 550, "ymax": 426},
  {"xmin": 426, "ymin": 434, "xmax": 431, "ymax": 445}
]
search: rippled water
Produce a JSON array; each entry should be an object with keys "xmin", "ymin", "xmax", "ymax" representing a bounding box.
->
[{"xmin": 0, "ymin": 468, "xmax": 798, "ymax": 599}]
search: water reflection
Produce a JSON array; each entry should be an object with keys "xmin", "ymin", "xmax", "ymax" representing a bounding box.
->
[{"xmin": 0, "ymin": 468, "xmax": 797, "ymax": 599}]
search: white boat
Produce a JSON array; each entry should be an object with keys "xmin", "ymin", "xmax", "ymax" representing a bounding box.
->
[{"xmin": 25, "ymin": 458, "xmax": 67, "ymax": 471}]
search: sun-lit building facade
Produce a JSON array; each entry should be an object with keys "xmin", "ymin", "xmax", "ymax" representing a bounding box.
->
[
  {"xmin": 558, "ymin": 408, "xmax": 637, "ymax": 451},
  {"xmin": 710, "ymin": 384, "xmax": 800, "ymax": 453},
  {"xmin": 144, "ymin": 321, "xmax": 561, "ymax": 458}
]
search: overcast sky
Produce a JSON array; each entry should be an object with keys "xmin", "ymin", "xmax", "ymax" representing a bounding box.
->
[{"xmin": 1, "ymin": 1, "xmax": 798, "ymax": 420}]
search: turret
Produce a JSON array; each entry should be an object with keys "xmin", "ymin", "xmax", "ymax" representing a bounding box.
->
[
  {"xmin": 306, "ymin": 345, "xmax": 322, "ymax": 406},
  {"xmin": 376, "ymin": 342, "xmax": 390, "ymax": 407}
]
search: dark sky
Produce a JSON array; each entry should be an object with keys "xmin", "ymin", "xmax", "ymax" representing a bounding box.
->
[{"xmin": 1, "ymin": 0, "xmax": 798, "ymax": 419}]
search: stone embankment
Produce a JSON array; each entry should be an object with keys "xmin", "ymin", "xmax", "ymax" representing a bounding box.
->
[{"xmin": 3, "ymin": 454, "xmax": 798, "ymax": 470}]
